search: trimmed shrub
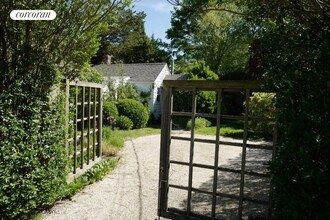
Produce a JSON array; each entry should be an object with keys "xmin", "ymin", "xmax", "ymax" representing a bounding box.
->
[
  {"xmin": 186, "ymin": 118, "xmax": 212, "ymax": 130},
  {"xmin": 173, "ymin": 90, "xmax": 192, "ymax": 112},
  {"xmin": 117, "ymin": 81, "xmax": 139, "ymax": 101},
  {"xmin": 172, "ymin": 116, "xmax": 190, "ymax": 129},
  {"xmin": 0, "ymin": 90, "xmax": 67, "ymax": 219},
  {"xmin": 196, "ymin": 91, "xmax": 217, "ymax": 114},
  {"xmin": 103, "ymin": 101, "xmax": 118, "ymax": 126},
  {"xmin": 117, "ymin": 99, "xmax": 149, "ymax": 129},
  {"xmin": 116, "ymin": 116, "xmax": 133, "ymax": 130},
  {"xmin": 248, "ymin": 92, "xmax": 276, "ymax": 135},
  {"xmin": 147, "ymin": 113, "xmax": 157, "ymax": 125},
  {"xmin": 187, "ymin": 60, "xmax": 219, "ymax": 80},
  {"xmin": 173, "ymin": 86, "xmax": 217, "ymax": 115}
]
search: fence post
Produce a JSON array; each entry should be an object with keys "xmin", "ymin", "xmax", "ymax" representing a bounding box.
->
[
  {"xmin": 73, "ymin": 85, "xmax": 78, "ymax": 174},
  {"xmin": 65, "ymin": 79, "xmax": 70, "ymax": 153},
  {"xmin": 238, "ymin": 88, "xmax": 251, "ymax": 218},
  {"xmin": 187, "ymin": 89, "xmax": 197, "ymax": 216},
  {"xmin": 87, "ymin": 87, "xmax": 91, "ymax": 164},
  {"xmin": 97, "ymin": 87, "xmax": 103, "ymax": 157},
  {"xmin": 81, "ymin": 87, "xmax": 85, "ymax": 168},
  {"xmin": 158, "ymin": 84, "xmax": 172, "ymax": 217},
  {"xmin": 211, "ymin": 88, "xmax": 223, "ymax": 218}
]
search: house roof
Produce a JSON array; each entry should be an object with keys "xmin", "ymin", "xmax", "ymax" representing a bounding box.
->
[
  {"xmin": 93, "ymin": 63, "xmax": 168, "ymax": 83},
  {"xmin": 164, "ymin": 74, "xmax": 189, "ymax": 81}
]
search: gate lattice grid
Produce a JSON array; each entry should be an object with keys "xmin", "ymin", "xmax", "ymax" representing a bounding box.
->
[
  {"xmin": 158, "ymin": 80, "xmax": 277, "ymax": 220},
  {"xmin": 65, "ymin": 80, "xmax": 103, "ymax": 179}
]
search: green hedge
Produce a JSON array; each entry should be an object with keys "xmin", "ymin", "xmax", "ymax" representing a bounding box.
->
[
  {"xmin": 116, "ymin": 116, "xmax": 133, "ymax": 130},
  {"xmin": 117, "ymin": 99, "xmax": 149, "ymax": 129},
  {"xmin": 103, "ymin": 101, "xmax": 119, "ymax": 126},
  {"xmin": 0, "ymin": 90, "xmax": 67, "ymax": 219},
  {"xmin": 248, "ymin": 92, "xmax": 276, "ymax": 135},
  {"xmin": 254, "ymin": 7, "xmax": 330, "ymax": 218},
  {"xmin": 186, "ymin": 117, "xmax": 212, "ymax": 130}
]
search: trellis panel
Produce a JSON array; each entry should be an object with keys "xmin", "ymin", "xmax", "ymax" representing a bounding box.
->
[
  {"xmin": 65, "ymin": 80, "xmax": 103, "ymax": 181},
  {"xmin": 158, "ymin": 79, "xmax": 277, "ymax": 219}
]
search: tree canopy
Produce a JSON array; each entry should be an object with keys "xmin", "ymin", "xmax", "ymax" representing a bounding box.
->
[
  {"xmin": 167, "ymin": 0, "xmax": 252, "ymax": 77},
  {"xmin": 168, "ymin": 0, "xmax": 330, "ymax": 219},
  {"xmin": 0, "ymin": 1, "xmax": 130, "ymax": 218},
  {"xmin": 92, "ymin": 9, "xmax": 171, "ymax": 64}
]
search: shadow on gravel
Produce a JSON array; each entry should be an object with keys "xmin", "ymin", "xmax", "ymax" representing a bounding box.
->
[
  {"xmin": 171, "ymin": 148, "xmax": 272, "ymax": 219},
  {"xmin": 130, "ymin": 139, "xmax": 143, "ymax": 220}
]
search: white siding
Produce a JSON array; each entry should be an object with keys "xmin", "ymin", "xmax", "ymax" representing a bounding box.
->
[
  {"xmin": 151, "ymin": 65, "xmax": 171, "ymax": 119},
  {"xmin": 102, "ymin": 64, "xmax": 171, "ymax": 119},
  {"xmin": 133, "ymin": 82, "xmax": 154, "ymax": 115},
  {"xmin": 134, "ymin": 82, "xmax": 153, "ymax": 94},
  {"xmin": 134, "ymin": 82, "xmax": 153, "ymax": 112},
  {"xmin": 103, "ymin": 76, "xmax": 130, "ymax": 99}
]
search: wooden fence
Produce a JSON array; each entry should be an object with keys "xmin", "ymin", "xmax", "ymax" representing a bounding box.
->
[
  {"xmin": 65, "ymin": 80, "xmax": 103, "ymax": 181},
  {"xmin": 158, "ymin": 78, "xmax": 277, "ymax": 219}
]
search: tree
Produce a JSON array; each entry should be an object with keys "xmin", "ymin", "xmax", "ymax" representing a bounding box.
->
[
  {"xmin": 79, "ymin": 62, "xmax": 104, "ymax": 83},
  {"xmin": 167, "ymin": 0, "xmax": 251, "ymax": 76},
  {"xmin": 107, "ymin": 9, "xmax": 150, "ymax": 63},
  {"xmin": 0, "ymin": 0, "xmax": 129, "ymax": 217},
  {"xmin": 173, "ymin": 61, "xmax": 218, "ymax": 114},
  {"xmin": 106, "ymin": 79, "xmax": 139, "ymax": 101},
  {"xmin": 187, "ymin": 60, "xmax": 219, "ymax": 80},
  {"xmin": 188, "ymin": 61, "xmax": 218, "ymax": 114},
  {"xmin": 148, "ymin": 35, "xmax": 172, "ymax": 63},
  {"xmin": 117, "ymin": 80, "xmax": 139, "ymax": 101},
  {"xmin": 169, "ymin": 0, "xmax": 330, "ymax": 219},
  {"xmin": 92, "ymin": 8, "xmax": 171, "ymax": 64},
  {"xmin": 249, "ymin": 3, "xmax": 330, "ymax": 219}
]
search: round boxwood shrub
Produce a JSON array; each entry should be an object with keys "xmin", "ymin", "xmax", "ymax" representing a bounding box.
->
[
  {"xmin": 248, "ymin": 92, "xmax": 276, "ymax": 135},
  {"xmin": 117, "ymin": 99, "xmax": 149, "ymax": 129},
  {"xmin": 116, "ymin": 116, "xmax": 133, "ymax": 130},
  {"xmin": 103, "ymin": 101, "xmax": 118, "ymax": 125},
  {"xmin": 186, "ymin": 117, "xmax": 212, "ymax": 130}
]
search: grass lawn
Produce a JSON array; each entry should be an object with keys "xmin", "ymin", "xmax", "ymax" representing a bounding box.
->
[
  {"xmin": 103, "ymin": 121, "xmax": 270, "ymax": 157},
  {"xmin": 102, "ymin": 125, "xmax": 161, "ymax": 156},
  {"xmin": 194, "ymin": 120, "xmax": 271, "ymax": 140}
]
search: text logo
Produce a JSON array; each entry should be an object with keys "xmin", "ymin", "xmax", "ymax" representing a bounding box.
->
[{"xmin": 10, "ymin": 10, "xmax": 56, "ymax": 20}]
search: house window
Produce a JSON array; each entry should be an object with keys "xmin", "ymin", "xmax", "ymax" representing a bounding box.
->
[{"xmin": 156, "ymin": 87, "xmax": 161, "ymax": 102}]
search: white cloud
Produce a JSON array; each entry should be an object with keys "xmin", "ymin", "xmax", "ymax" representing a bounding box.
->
[
  {"xmin": 153, "ymin": 2, "xmax": 172, "ymax": 13},
  {"xmin": 135, "ymin": 1, "xmax": 173, "ymax": 14}
]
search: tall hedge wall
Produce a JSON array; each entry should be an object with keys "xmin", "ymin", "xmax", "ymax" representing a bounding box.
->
[{"xmin": 0, "ymin": 82, "xmax": 67, "ymax": 219}]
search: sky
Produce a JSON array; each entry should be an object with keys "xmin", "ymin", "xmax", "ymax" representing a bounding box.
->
[{"xmin": 134, "ymin": 0, "xmax": 175, "ymax": 43}]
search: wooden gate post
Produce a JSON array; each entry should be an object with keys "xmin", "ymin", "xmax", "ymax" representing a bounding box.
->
[
  {"xmin": 97, "ymin": 87, "xmax": 103, "ymax": 157},
  {"xmin": 158, "ymin": 84, "xmax": 172, "ymax": 217},
  {"xmin": 65, "ymin": 79, "xmax": 70, "ymax": 153}
]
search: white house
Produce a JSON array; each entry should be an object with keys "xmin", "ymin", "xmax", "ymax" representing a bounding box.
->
[{"xmin": 93, "ymin": 63, "xmax": 171, "ymax": 119}]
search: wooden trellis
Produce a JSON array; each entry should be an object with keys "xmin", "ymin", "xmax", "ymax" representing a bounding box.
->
[
  {"xmin": 158, "ymin": 79, "xmax": 277, "ymax": 219},
  {"xmin": 65, "ymin": 80, "xmax": 103, "ymax": 180}
]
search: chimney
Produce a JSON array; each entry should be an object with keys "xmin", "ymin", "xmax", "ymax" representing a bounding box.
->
[
  {"xmin": 171, "ymin": 56, "xmax": 175, "ymax": 75},
  {"xmin": 103, "ymin": 55, "xmax": 112, "ymax": 64}
]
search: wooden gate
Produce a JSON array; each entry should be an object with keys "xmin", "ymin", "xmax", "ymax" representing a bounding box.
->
[
  {"xmin": 65, "ymin": 80, "xmax": 103, "ymax": 179},
  {"xmin": 158, "ymin": 79, "xmax": 277, "ymax": 219}
]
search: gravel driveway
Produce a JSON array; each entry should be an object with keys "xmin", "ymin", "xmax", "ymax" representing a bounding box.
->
[{"xmin": 42, "ymin": 133, "xmax": 272, "ymax": 220}]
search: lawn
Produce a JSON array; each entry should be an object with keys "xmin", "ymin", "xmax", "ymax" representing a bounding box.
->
[
  {"xmin": 102, "ymin": 125, "xmax": 161, "ymax": 156},
  {"xmin": 194, "ymin": 120, "xmax": 271, "ymax": 140},
  {"xmin": 102, "ymin": 121, "xmax": 270, "ymax": 157}
]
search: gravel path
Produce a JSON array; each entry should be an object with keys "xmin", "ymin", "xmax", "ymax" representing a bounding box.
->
[
  {"xmin": 42, "ymin": 133, "xmax": 272, "ymax": 220},
  {"xmin": 42, "ymin": 135, "xmax": 160, "ymax": 220}
]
